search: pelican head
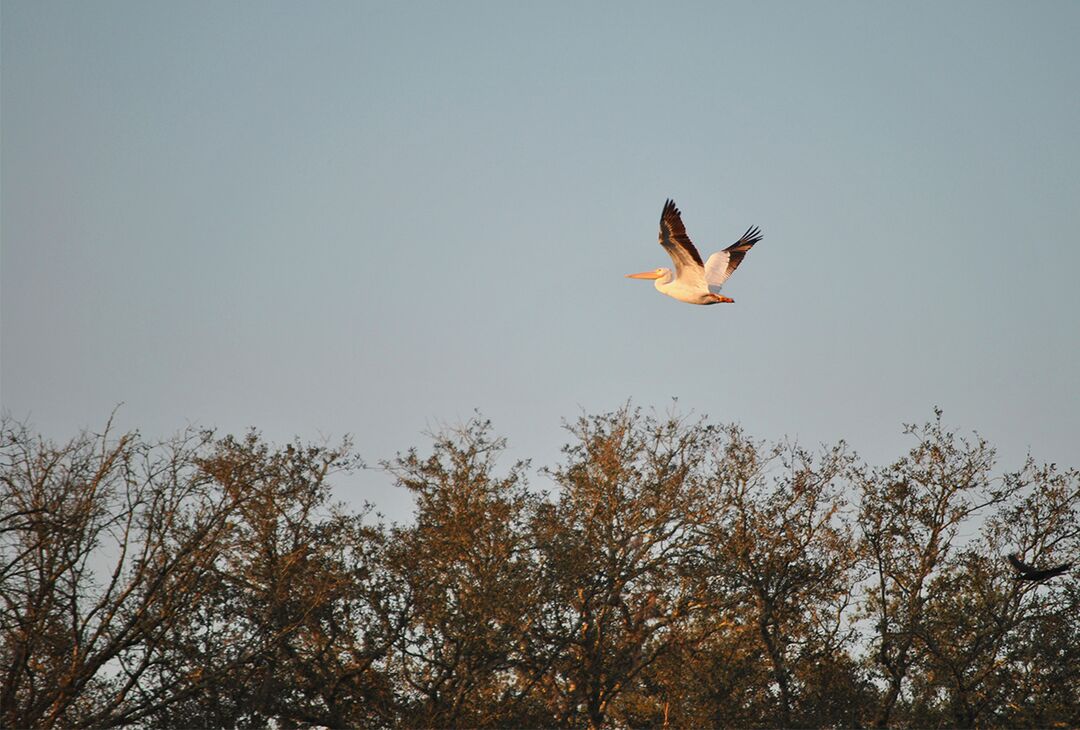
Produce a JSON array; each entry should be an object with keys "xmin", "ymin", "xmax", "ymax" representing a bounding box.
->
[{"xmin": 626, "ymin": 267, "xmax": 673, "ymax": 294}]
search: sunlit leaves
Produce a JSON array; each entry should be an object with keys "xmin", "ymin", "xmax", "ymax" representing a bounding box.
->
[{"xmin": 2, "ymin": 409, "xmax": 1078, "ymax": 728}]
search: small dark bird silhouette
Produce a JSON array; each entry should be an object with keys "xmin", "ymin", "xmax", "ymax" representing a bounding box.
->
[{"xmin": 1007, "ymin": 553, "xmax": 1072, "ymax": 581}]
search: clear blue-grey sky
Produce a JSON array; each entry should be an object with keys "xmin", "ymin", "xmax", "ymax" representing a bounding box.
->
[{"xmin": 4, "ymin": 2, "xmax": 1079, "ymax": 519}]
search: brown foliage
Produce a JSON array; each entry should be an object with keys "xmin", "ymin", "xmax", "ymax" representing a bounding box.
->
[{"xmin": 2, "ymin": 408, "xmax": 1078, "ymax": 728}]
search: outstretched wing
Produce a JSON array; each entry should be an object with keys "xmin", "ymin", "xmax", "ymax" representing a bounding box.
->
[
  {"xmin": 1041, "ymin": 562, "xmax": 1073, "ymax": 579},
  {"xmin": 659, "ymin": 199, "xmax": 706, "ymax": 286},
  {"xmin": 704, "ymin": 225, "xmax": 763, "ymax": 290},
  {"xmin": 1010, "ymin": 553, "xmax": 1074, "ymax": 580}
]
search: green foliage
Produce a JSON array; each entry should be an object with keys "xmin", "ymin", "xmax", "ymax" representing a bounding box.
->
[{"xmin": 1, "ymin": 409, "xmax": 1077, "ymax": 728}]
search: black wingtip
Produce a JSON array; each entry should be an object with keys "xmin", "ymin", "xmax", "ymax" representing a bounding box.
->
[
  {"xmin": 725, "ymin": 225, "xmax": 763, "ymax": 252},
  {"xmin": 740, "ymin": 225, "xmax": 764, "ymax": 246}
]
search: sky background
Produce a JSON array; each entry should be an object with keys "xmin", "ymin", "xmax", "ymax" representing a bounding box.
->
[{"xmin": 4, "ymin": 1, "xmax": 1079, "ymax": 521}]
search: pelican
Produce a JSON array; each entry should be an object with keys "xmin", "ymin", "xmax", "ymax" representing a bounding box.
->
[{"xmin": 627, "ymin": 199, "xmax": 762, "ymax": 305}]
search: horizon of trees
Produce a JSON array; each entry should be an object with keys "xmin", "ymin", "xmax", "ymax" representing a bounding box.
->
[{"xmin": 1, "ymin": 407, "xmax": 1078, "ymax": 729}]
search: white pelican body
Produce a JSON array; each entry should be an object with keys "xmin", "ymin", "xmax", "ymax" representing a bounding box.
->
[{"xmin": 627, "ymin": 199, "xmax": 762, "ymax": 305}]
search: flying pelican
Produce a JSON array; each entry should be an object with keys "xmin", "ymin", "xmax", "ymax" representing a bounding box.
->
[
  {"xmin": 1007, "ymin": 553, "xmax": 1073, "ymax": 582},
  {"xmin": 626, "ymin": 199, "xmax": 762, "ymax": 305}
]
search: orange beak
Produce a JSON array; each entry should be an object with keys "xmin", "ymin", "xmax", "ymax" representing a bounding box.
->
[{"xmin": 625, "ymin": 270, "xmax": 663, "ymax": 280}]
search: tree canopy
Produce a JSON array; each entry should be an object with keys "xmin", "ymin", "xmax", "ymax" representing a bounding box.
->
[{"xmin": 2, "ymin": 408, "xmax": 1077, "ymax": 728}]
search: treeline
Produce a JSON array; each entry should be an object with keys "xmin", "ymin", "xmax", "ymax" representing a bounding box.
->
[{"xmin": 1, "ymin": 408, "xmax": 1078, "ymax": 729}]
